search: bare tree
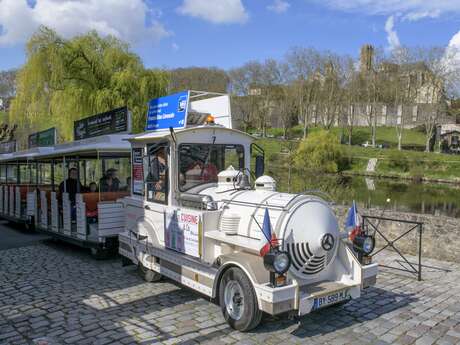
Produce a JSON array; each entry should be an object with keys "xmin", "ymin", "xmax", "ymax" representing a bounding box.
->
[{"xmin": 169, "ymin": 67, "xmax": 229, "ymax": 93}]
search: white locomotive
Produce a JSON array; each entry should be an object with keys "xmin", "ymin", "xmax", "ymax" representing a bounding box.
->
[{"xmin": 119, "ymin": 92, "xmax": 377, "ymax": 331}]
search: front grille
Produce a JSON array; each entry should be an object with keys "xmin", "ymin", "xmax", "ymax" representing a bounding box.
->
[{"xmin": 287, "ymin": 242, "xmax": 326, "ymax": 276}]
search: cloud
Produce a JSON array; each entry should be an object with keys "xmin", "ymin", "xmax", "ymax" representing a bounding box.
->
[
  {"xmin": 315, "ymin": 1, "xmax": 460, "ymax": 21},
  {"xmin": 0, "ymin": 0, "xmax": 170, "ymax": 46},
  {"xmin": 384, "ymin": 15, "xmax": 400, "ymax": 51},
  {"xmin": 177, "ymin": 0, "xmax": 248, "ymax": 24},
  {"xmin": 267, "ymin": 0, "xmax": 290, "ymax": 14},
  {"xmin": 445, "ymin": 31, "xmax": 460, "ymax": 70}
]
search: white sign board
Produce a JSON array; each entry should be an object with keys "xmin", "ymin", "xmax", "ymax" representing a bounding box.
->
[
  {"xmin": 189, "ymin": 95, "xmax": 232, "ymax": 129},
  {"xmin": 164, "ymin": 209, "xmax": 202, "ymax": 258}
]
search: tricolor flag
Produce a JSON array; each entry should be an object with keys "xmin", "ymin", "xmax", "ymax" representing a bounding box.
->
[
  {"xmin": 260, "ymin": 208, "xmax": 278, "ymax": 256},
  {"xmin": 345, "ymin": 200, "xmax": 361, "ymax": 241}
]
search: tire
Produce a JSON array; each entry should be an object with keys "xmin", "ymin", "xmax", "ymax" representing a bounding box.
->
[
  {"xmin": 219, "ymin": 267, "xmax": 262, "ymax": 332},
  {"xmin": 90, "ymin": 248, "xmax": 109, "ymax": 260},
  {"xmin": 121, "ymin": 256, "xmax": 133, "ymax": 267},
  {"xmin": 139, "ymin": 263, "xmax": 162, "ymax": 283}
]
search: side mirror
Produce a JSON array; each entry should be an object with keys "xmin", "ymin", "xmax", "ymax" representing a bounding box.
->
[{"xmin": 255, "ymin": 155, "xmax": 265, "ymax": 178}]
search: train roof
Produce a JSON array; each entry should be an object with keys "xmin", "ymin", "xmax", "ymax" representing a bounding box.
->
[
  {"xmin": 0, "ymin": 134, "xmax": 132, "ymax": 162},
  {"xmin": 130, "ymin": 125, "xmax": 255, "ymax": 143}
]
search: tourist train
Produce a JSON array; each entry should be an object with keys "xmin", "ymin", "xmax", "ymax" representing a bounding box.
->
[{"xmin": 0, "ymin": 91, "xmax": 378, "ymax": 330}]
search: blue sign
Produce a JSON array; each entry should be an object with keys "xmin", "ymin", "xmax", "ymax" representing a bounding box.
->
[{"xmin": 146, "ymin": 91, "xmax": 189, "ymax": 131}]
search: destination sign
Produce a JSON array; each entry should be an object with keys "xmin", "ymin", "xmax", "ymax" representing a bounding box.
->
[
  {"xmin": 28, "ymin": 127, "xmax": 57, "ymax": 149},
  {"xmin": 74, "ymin": 106, "xmax": 129, "ymax": 140},
  {"xmin": 146, "ymin": 91, "xmax": 189, "ymax": 131}
]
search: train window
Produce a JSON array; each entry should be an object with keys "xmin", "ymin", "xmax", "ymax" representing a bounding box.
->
[
  {"xmin": 53, "ymin": 160, "xmax": 65, "ymax": 189},
  {"xmin": 0, "ymin": 165, "xmax": 6, "ymax": 183},
  {"xmin": 6, "ymin": 165, "xmax": 17, "ymax": 183},
  {"xmin": 19, "ymin": 165, "xmax": 29, "ymax": 184},
  {"xmin": 38, "ymin": 163, "xmax": 52, "ymax": 185},
  {"xmin": 178, "ymin": 144, "xmax": 244, "ymax": 192},
  {"xmin": 101, "ymin": 158, "xmax": 130, "ymax": 193},
  {"xmin": 145, "ymin": 144, "xmax": 168, "ymax": 204}
]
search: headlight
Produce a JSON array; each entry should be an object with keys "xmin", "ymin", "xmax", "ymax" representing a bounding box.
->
[
  {"xmin": 264, "ymin": 250, "xmax": 291, "ymax": 274},
  {"xmin": 353, "ymin": 235, "xmax": 375, "ymax": 255}
]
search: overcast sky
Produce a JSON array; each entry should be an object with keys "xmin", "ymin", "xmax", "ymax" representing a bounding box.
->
[{"xmin": 1, "ymin": 0, "xmax": 460, "ymax": 70}]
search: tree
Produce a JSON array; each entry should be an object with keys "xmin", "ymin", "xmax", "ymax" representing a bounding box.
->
[
  {"xmin": 0, "ymin": 70, "xmax": 16, "ymax": 99},
  {"xmin": 294, "ymin": 130, "xmax": 345, "ymax": 174},
  {"xmin": 10, "ymin": 26, "xmax": 169, "ymax": 145},
  {"xmin": 169, "ymin": 67, "xmax": 229, "ymax": 93},
  {"xmin": 415, "ymin": 46, "xmax": 459, "ymax": 151},
  {"xmin": 285, "ymin": 47, "xmax": 322, "ymax": 138}
]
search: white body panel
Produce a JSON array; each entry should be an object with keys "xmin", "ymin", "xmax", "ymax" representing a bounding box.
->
[
  {"xmin": 9, "ymin": 186, "xmax": 14, "ymax": 217},
  {"xmin": 15, "ymin": 187, "xmax": 21, "ymax": 218},
  {"xmin": 51, "ymin": 192, "xmax": 59, "ymax": 232},
  {"xmin": 40, "ymin": 190, "xmax": 48, "ymax": 228},
  {"xmin": 62, "ymin": 193, "xmax": 71, "ymax": 236}
]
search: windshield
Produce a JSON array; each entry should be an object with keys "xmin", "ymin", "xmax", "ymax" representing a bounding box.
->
[{"xmin": 178, "ymin": 144, "xmax": 244, "ymax": 192}]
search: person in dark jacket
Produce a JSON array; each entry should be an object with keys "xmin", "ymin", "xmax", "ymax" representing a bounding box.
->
[
  {"xmin": 59, "ymin": 168, "xmax": 83, "ymax": 204},
  {"xmin": 100, "ymin": 168, "xmax": 120, "ymax": 192}
]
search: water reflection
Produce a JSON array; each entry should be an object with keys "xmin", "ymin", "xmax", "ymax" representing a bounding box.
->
[{"xmin": 271, "ymin": 169, "xmax": 460, "ymax": 218}]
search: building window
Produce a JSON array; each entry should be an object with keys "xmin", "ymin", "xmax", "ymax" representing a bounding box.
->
[{"xmin": 412, "ymin": 105, "xmax": 418, "ymax": 122}]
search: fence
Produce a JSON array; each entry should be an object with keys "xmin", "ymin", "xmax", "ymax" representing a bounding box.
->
[{"xmin": 362, "ymin": 215, "xmax": 423, "ymax": 281}]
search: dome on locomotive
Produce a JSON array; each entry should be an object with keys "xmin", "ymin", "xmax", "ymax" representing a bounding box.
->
[
  {"xmin": 280, "ymin": 199, "xmax": 339, "ymax": 279},
  {"xmin": 200, "ymin": 177, "xmax": 341, "ymax": 280}
]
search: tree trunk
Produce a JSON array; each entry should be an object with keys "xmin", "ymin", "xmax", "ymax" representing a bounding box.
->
[{"xmin": 425, "ymin": 136, "xmax": 431, "ymax": 152}]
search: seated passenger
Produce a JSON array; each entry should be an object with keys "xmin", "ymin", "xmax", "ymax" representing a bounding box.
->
[
  {"xmin": 59, "ymin": 168, "xmax": 83, "ymax": 204},
  {"xmin": 88, "ymin": 182, "xmax": 98, "ymax": 193},
  {"xmin": 58, "ymin": 167, "xmax": 83, "ymax": 222},
  {"xmin": 100, "ymin": 168, "xmax": 120, "ymax": 192}
]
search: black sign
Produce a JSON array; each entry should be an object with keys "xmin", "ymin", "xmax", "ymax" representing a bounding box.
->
[
  {"xmin": 0, "ymin": 140, "xmax": 16, "ymax": 154},
  {"xmin": 74, "ymin": 107, "xmax": 129, "ymax": 140},
  {"xmin": 28, "ymin": 127, "xmax": 57, "ymax": 149}
]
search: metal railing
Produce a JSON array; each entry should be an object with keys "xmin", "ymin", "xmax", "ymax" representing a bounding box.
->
[{"xmin": 362, "ymin": 215, "xmax": 423, "ymax": 281}]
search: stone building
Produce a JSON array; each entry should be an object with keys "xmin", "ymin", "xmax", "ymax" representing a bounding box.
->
[{"xmin": 342, "ymin": 45, "xmax": 451, "ymax": 129}]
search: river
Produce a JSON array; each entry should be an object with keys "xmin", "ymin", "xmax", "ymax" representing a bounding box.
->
[{"xmin": 266, "ymin": 166, "xmax": 460, "ymax": 218}]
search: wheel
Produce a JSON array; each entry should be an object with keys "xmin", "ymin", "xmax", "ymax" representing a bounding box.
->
[
  {"xmin": 139, "ymin": 263, "xmax": 162, "ymax": 282},
  {"xmin": 121, "ymin": 256, "xmax": 133, "ymax": 267},
  {"xmin": 90, "ymin": 248, "xmax": 109, "ymax": 260},
  {"xmin": 219, "ymin": 267, "xmax": 262, "ymax": 332}
]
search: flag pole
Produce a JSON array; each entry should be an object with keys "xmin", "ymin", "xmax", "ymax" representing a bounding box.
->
[{"xmin": 252, "ymin": 214, "xmax": 276, "ymax": 251}]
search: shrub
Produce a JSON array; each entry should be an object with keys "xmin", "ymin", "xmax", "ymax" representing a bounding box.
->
[
  {"xmin": 294, "ymin": 130, "xmax": 345, "ymax": 173},
  {"xmin": 388, "ymin": 150, "xmax": 410, "ymax": 172}
]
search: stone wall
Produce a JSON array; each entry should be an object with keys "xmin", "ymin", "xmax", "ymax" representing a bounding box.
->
[{"xmin": 333, "ymin": 205, "xmax": 460, "ymax": 263}]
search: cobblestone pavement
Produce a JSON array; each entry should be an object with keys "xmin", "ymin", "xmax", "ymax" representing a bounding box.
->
[{"xmin": 1, "ymin": 241, "xmax": 460, "ymax": 345}]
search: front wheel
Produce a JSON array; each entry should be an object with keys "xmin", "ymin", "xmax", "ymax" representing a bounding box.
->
[
  {"xmin": 219, "ymin": 267, "xmax": 262, "ymax": 332},
  {"xmin": 139, "ymin": 263, "xmax": 162, "ymax": 282}
]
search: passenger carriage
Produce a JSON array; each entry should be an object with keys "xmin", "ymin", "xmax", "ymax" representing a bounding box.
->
[
  {"xmin": 119, "ymin": 91, "xmax": 379, "ymax": 331},
  {"xmin": 0, "ymin": 108, "xmax": 133, "ymax": 257}
]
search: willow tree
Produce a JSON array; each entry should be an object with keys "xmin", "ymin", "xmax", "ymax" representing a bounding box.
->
[{"xmin": 10, "ymin": 26, "xmax": 169, "ymax": 144}]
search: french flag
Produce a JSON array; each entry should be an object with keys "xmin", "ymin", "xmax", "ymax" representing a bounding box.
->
[
  {"xmin": 345, "ymin": 200, "xmax": 361, "ymax": 241},
  {"xmin": 260, "ymin": 208, "xmax": 278, "ymax": 256}
]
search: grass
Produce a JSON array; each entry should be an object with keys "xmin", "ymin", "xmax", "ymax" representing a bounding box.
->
[
  {"xmin": 255, "ymin": 125, "xmax": 427, "ymax": 150},
  {"xmin": 255, "ymin": 133, "xmax": 460, "ymax": 182}
]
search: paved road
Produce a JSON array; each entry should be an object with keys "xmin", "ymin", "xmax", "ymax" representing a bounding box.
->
[
  {"xmin": 1, "ymin": 232, "xmax": 460, "ymax": 344},
  {"xmin": 0, "ymin": 220, "xmax": 49, "ymax": 250}
]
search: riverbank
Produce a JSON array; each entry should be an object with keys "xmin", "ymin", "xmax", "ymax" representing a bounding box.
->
[{"xmin": 256, "ymin": 137, "xmax": 460, "ymax": 183}]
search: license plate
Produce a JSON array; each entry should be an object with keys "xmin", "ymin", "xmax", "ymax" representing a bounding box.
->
[{"xmin": 312, "ymin": 289, "xmax": 349, "ymax": 310}]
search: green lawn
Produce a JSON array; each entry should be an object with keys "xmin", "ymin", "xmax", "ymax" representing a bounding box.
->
[
  {"xmin": 255, "ymin": 136, "xmax": 460, "ymax": 182},
  {"xmin": 258, "ymin": 125, "xmax": 427, "ymax": 150}
]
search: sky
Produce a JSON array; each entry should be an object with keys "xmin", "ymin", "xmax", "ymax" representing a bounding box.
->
[{"xmin": 1, "ymin": 0, "xmax": 460, "ymax": 71}]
